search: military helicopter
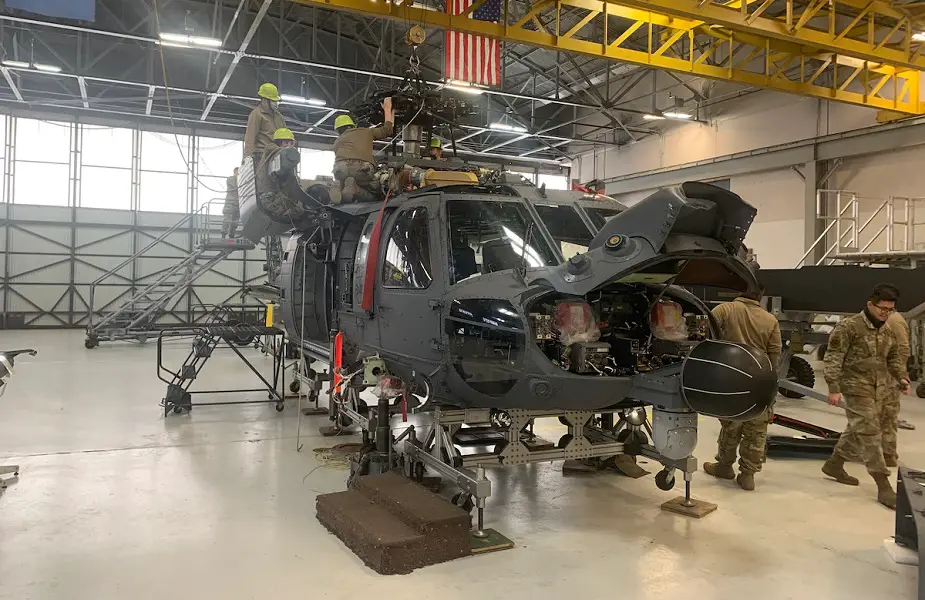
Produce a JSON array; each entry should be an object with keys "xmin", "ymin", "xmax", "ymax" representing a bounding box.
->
[{"xmin": 234, "ymin": 77, "xmax": 777, "ymax": 491}]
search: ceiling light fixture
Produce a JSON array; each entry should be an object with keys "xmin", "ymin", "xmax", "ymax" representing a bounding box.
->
[
  {"xmin": 663, "ymin": 111, "xmax": 693, "ymax": 119},
  {"xmin": 159, "ymin": 32, "xmax": 222, "ymax": 48},
  {"xmin": 914, "ymin": 32, "xmax": 925, "ymax": 41},
  {"xmin": 1, "ymin": 60, "xmax": 29, "ymax": 69},
  {"xmin": 280, "ymin": 94, "xmax": 327, "ymax": 107},
  {"xmin": 643, "ymin": 113, "xmax": 665, "ymax": 120},
  {"xmin": 445, "ymin": 79, "xmax": 485, "ymax": 95},
  {"xmin": 490, "ymin": 122, "xmax": 528, "ymax": 133},
  {"xmin": 33, "ymin": 63, "xmax": 62, "ymax": 73}
]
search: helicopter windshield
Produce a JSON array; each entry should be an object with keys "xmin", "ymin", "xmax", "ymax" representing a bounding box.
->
[
  {"xmin": 447, "ymin": 199, "xmax": 558, "ymax": 285},
  {"xmin": 532, "ymin": 203, "xmax": 595, "ymax": 260},
  {"xmin": 584, "ymin": 206, "xmax": 622, "ymax": 230}
]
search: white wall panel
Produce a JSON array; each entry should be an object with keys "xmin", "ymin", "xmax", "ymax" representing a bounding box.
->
[{"xmin": 76, "ymin": 207, "xmax": 133, "ymax": 226}]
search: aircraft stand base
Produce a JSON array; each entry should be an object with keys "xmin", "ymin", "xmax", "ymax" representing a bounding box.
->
[
  {"xmin": 660, "ymin": 478, "xmax": 718, "ymax": 518},
  {"xmin": 395, "ymin": 406, "xmax": 706, "ymax": 532}
]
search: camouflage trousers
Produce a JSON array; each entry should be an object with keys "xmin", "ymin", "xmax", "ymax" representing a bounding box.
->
[
  {"xmin": 260, "ymin": 191, "xmax": 306, "ymax": 223},
  {"xmin": 333, "ymin": 159, "xmax": 377, "ymax": 204},
  {"xmin": 221, "ymin": 197, "xmax": 239, "ymax": 236},
  {"xmin": 716, "ymin": 407, "xmax": 771, "ymax": 474},
  {"xmin": 832, "ymin": 394, "xmax": 889, "ymax": 476},
  {"xmin": 882, "ymin": 391, "xmax": 901, "ymax": 464}
]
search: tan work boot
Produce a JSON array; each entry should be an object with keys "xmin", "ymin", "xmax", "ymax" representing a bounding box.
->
[
  {"xmin": 885, "ymin": 455, "xmax": 898, "ymax": 468},
  {"xmin": 703, "ymin": 462, "xmax": 736, "ymax": 480},
  {"xmin": 736, "ymin": 472, "xmax": 755, "ymax": 491},
  {"xmin": 873, "ymin": 473, "xmax": 897, "ymax": 510},
  {"xmin": 822, "ymin": 455, "xmax": 859, "ymax": 486}
]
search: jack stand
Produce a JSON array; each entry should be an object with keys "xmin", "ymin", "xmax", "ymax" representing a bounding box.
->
[
  {"xmin": 660, "ymin": 471, "xmax": 718, "ymax": 518},
  {"xmin": 361, "ymin": 393, "xmax": 397, "ymax": 476},
  {"xmin": 471, "ymin": 465, "xmax": 488, "ymax": 539}
]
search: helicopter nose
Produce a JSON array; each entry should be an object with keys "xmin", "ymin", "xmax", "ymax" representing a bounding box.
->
[{"xmin": 680, "ymin": 340, "xmax": 778, "ymax": 421}]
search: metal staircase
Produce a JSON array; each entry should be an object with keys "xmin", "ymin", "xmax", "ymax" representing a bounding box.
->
[
  {"xmin": 85, "ymin": 200, "xmax": 256, "ymax": 348},
  {"xmin": 796, "ymin": 190, "xmax": 925, "ymax": 269}
]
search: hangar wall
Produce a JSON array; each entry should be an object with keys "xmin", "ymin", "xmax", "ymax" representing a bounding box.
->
[
  {"xmin": 0, "ymin": 114, "xmax": 272, "ymax": 328},
  {"xmin": 574, "ymin": 91, "xmax": 925, "ymax": 269}
]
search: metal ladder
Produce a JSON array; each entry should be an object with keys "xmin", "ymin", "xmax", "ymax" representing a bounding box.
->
[
  {"xmin": 796, "ymin": 190, "xmax": 925, "ymax": 268},
  {"xmin": 85, "ymin": 200, "xmax": 256, "ymax": 347}
]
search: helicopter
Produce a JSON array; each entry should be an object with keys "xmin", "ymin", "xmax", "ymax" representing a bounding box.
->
[{"xmin": 231, "ymin": 75, "xmax": 778, "ymax": 486}]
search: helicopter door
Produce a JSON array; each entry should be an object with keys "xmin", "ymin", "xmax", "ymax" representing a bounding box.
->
[{"xmin": 375, "ymin": 197, "xmax": 444, "ymax": 363}]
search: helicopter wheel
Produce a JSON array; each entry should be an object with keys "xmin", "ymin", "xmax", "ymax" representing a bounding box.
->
[{"xmin": 655, "ymin": 469, "xmax": 676, "ymax": 491}]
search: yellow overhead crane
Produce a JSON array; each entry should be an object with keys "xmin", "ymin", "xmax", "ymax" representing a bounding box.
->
[{"xmin": 291, "ymin": 0, "xmax": 925, "ymax": 114}]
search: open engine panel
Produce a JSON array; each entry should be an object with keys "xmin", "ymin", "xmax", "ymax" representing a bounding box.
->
[{"xmin": 528, "ymin": 284, "xmax": 711, "ymax": 377}]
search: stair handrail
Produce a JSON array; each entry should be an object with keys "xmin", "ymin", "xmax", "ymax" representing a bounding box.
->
[
  {"xmin": 794, "ymin": 191, "xmax": 858, "ymax": 268},
  {"xmin": 88, "ymin": 204, "xmax": 212, "ymax": 329}
]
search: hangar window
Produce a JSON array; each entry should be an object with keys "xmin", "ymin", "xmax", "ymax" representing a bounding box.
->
[
  {"xmin": 447, "ymin": 199, "xmax": 558, "ymax": 285},
  {"xmin": 382, "ymin": 206, "xmax": 432, "ymax": 289}
]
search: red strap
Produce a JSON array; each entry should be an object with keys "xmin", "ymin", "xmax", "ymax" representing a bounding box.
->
[
  {"xmin": 361, "ymin": 190, "xmax": 392, "ymax": 312},
  {"xmin": 332, "ymin": 331, "xmax": 344, "ymax": 392}
]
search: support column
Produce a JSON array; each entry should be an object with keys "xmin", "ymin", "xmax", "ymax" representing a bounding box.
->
[{"xmin": 803, "ymin": 160, "xmax": 826, "ymax": 267}]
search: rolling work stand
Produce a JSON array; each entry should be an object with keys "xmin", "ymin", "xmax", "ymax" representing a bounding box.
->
[{"xmin": 157, "ymin": 323, "xmax": 286, "ymax": 415}]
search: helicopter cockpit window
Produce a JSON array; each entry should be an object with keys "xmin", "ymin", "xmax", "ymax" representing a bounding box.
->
[
  {"xmin": 447, "ymin": 199, "xmax": 558, "ymax": 286},
  {"xmin": 533, "ymin": 204, "xmax": 594, "ymax": 260},
  {"xmin": 382, "ymin": 206, "xmax": 432, "ymax": 289},
  {"xmin": 585, "ymin": 206, "xmax": 623, "ymax": 231}
]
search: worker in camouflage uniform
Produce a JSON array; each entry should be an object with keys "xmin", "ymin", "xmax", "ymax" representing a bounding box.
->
[
  {"xmin": 332, "ymin": 97, "xmax": 394, "ymax": 204},
  {"xmin": 882, "ymin": 311, "xmax": 910, "ymax": 467},
  {"xmin": 257, "ymin": 128, "xmax": 307, "ymax": 224},
  {"xmin": 822, "ymin": 283, "xmax": 910, "ymax": 510},
  {"xmin": 244, "ymin": 83, "xmax": 286, "ymax": 158},
  {"xmin": 221, "ymin": 167, "xmax": 239, "ymax": 238},
  {"xmin": 702, "ymin": 283, "xmax": 782, "ymax": 491}
]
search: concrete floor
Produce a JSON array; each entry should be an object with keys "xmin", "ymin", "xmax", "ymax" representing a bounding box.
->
[{"xmin": 0, "ymin": 329, "xmax": 920, "ymax": 599}]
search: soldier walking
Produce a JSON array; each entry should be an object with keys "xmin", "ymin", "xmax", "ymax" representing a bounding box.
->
[
  {"xmin": 821, "ymin": 283, "xmax": 910, "ymax": 510},
  {"xmin": 883, "ymin": 311, "xmax": 910, "ymax": 467},
  {"xmin": 702, "ymin": 282, "xmax": 782, "ymax": 491}
]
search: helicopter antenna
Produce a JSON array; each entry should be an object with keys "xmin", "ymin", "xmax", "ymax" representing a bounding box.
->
[{"xmin": 514, "ymin": 222, "xmax": 534, "ymax": 285}]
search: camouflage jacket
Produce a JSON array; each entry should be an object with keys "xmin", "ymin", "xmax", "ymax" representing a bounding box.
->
[
  {"xmin": 711, "ymin": 297, "xmax": 782, "ymax": 368},
  {"xmin": 243, "ymin": 103, "xmax": 286, "ymax": 158},
  {"xmin": 886, "ymin": 311, "xmax": 910, "ymax": 366},
  {"xmin": 823, "ymin": 311, "xmax": 908, "ymax": 396}
]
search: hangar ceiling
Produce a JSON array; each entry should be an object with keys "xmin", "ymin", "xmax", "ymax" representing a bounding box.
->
[{"xmin": 0, "ymin": 0, "xmax": 922, "ymax": 166}]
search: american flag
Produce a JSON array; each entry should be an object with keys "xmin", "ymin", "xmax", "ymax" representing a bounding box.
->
[{"xmin": 445, "ymin": 0, "xmax": 502, "ymax": 87}]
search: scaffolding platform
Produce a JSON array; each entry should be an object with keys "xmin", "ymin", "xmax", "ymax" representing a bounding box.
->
[
  {"xmin": 156, "ymin": 318, "xmax": 286, "ymax": 416},
  {"xmin": 85, "ymin": 200, "xmax": 258, "ymax": 348}
]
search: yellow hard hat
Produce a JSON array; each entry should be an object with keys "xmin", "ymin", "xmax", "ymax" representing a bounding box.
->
[
  {"xmin": 258, "ymin": 82, "xmax": 281, "ymax": 101},
  {"xmin": 273, "ymin": 127, "xmax": 295, "ymax": 141},
  {"xmin": 430, "ymin": 137, "xmax": 442, "ymax": 148},
  {"xmin": 334, "ymin": 114, "xmax": 356, "ymax": 130}
]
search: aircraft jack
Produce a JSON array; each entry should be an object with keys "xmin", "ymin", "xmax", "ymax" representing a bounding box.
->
[
  {"xmin": 661, "ymin": 474, "xmax": 718, "ymax": 518},
  {"xmin": 323, "ymin": 391, "xmax": 713, "ymax": 531}
]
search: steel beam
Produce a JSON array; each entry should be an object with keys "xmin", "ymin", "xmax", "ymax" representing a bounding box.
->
[
  {"xmin": 0, "ymin": 67, "xmax": 23, "ymax": 102},
  {"xmin": 200, "ymin": 0, "xmax": 273, "ymax": 121},
  {"xmin": 77, "ymin": 76, "xmax": 89, "ymax": 108},
  {"xmin": 287, "ymin": 0, "xmax": 925, "ymax": 114}
]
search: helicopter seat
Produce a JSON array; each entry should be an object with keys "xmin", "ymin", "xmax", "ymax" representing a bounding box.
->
[
  {"xmin": 481, "ymin": 238, "xmax": 519, "ymax": 274},
  {"xmin": 451, "ymin": 242, "xmax": 478, "ymax": 282}
]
